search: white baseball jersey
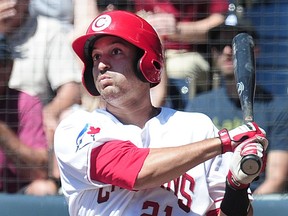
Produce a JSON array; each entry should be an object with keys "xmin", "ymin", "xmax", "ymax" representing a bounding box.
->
[{"xmin": 54, "ymin": 107, "xmax": 233, "ymax": 216}]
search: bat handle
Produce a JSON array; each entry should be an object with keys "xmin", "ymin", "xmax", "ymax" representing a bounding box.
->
[
  {"xmin": 241, "ymin": 154, "xmax": 262, "ymax": 175},
  {"xmin": 240, "ymin": 119, "xmax": 263, "ymax": 176}
]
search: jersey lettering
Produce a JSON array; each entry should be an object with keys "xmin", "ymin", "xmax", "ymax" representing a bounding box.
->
[
  {"xmin": 97, "ymin": 185, "xmax": 117, "ymax": 203},
  {"xmin": 165, "ymin": 178, "xmax": 180, "ymax": 196},
  {"xmin": 178, "ymin": 174, "xmax": 195, "ymax": 213},
  {"xmin": 162, "ymin": 173, "xmax": 195, "ymax": 213},
  {"xmin": 96, "ymin": 174, "xmax": 195, "ymax": 214}
]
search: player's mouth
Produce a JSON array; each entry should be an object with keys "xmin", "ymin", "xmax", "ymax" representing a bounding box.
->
[
  {"xmin": 98, "ymin": 74, "xmax": 111, "ymax": 81},
  {"xmin": 98, "ymin": 75, "xmax": 113, "ymax": 89}
]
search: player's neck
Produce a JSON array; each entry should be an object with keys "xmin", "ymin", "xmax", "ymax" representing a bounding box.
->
[{"xmin": 106, "ymin": 103, "xmax": 160, "ymax": 128}]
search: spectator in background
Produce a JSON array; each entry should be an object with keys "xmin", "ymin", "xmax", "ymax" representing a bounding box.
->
[
  {"xmin": 30, "ymin": 0, "xmax": 74, "ymax": 27},
  {"xmin": 185, "ymin": 7, "xmax": 288, "ymax": 194},
  {"xmin": 29, "ymin": 0, "xmax": 97, "ymax": 40},
  {"xmin": 5, "ymin": 0, "xmax": 82, "ymax": 184},
  {"xmin": 0, "ymin": 20, "xmax": 49, "ymax": 194},
  {"xmin": 134, "ymin": 0, "xmax": 228, "ymax": 110}
]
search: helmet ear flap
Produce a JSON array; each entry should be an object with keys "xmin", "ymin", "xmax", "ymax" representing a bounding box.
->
[
  {"xmin": 136, "ymin": 60, "xmax": 147, "ymax": 82},
  {"xmin": 84, "ymin": 36, "xmax": 98, "ymax": 63},
  {"xmin": 136, "ymin": 55, "xmax": 161, "ymax": 87},
  {"xmin": 82, "ymin": 36, "xmax": 100, "ymax": 96},
  {"xmin": 135, "ymin": 49, "xmax": 148, "ymax": 83}
]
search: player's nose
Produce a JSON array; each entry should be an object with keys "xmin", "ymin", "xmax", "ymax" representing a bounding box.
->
[{"xmin": 98, "ymin": 61, "xmax": 111, "ymax": 74}]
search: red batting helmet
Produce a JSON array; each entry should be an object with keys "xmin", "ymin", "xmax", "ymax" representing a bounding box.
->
[{"xmin": 72, "ymin": 10, "xmax": 164, "ymax": 96}]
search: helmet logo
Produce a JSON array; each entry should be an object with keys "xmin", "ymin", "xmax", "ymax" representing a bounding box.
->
[{"xmin": 91, "ymin": 15, "xmax": 112, "ymax": 32}]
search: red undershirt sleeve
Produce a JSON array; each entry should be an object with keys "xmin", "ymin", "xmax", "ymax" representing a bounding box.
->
[{"xmin": 90, "ymin": 140, "xmax": 150, "ymax": 190}]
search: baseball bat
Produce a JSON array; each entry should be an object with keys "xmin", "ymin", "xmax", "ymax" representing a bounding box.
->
[{"xmin": 232, "ymin": 33, "xmax": 262, "ymax": 175}]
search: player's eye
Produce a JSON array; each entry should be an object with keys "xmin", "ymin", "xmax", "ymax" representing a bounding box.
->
[
  {"xmin": 92, "ymin": 54, "xmax": 101, "ymax": 61},
  {"xmin": 111, "ymin": 48, "xmax": 122, "ymax": 56}
]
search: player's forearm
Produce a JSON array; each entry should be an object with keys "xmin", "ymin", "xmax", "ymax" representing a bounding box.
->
[{"xmin": 134, "ymin": 137, "xmax": 222, "ymax": 190}]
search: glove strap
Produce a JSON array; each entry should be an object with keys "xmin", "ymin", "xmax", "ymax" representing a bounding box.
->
[
  {"xmin": 227, "ymin": 170, "xmax": 249, "ymax": 190},
  {"xmin": 218, "ymin": 128, "xmax": 232, "ymax": 153}
]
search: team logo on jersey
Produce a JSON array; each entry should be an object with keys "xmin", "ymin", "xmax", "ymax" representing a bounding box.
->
[
  {"xmin": 76, "ymin": 123, "xmax": 101, "ymax": 152},
  {"xmin": 92, "ymin": 15, "xmax": 112, "ymax": 32}
]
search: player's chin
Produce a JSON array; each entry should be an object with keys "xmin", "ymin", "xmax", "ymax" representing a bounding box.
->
[{"xmin": 99, "ymin": 86, "xmax": 121, "ymax": 100}]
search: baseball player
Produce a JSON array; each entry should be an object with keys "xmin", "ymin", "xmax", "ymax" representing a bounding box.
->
[{"xmin": 54, "ymin": 10, "xmax": 268, "ymax": 216}]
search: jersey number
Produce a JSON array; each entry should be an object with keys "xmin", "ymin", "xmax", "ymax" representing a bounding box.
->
[{"xmin": 141, "ymin": 201, "xmax": 173, "ymax": 216}]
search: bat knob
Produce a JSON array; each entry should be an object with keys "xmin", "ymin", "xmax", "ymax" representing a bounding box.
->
[{"xmin": 240, "ymin": 155, "xmax": 262, "ymax": 175}]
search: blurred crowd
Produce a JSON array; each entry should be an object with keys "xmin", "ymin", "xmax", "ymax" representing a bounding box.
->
[{"xmin": 0, "ymin": 0, "xmax": 287, "ymax": 196}]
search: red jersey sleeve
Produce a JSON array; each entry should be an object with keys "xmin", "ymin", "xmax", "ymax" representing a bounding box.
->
[{"xmin": 90, "ymin": 140, "xmax": 149, "ymax": 190}]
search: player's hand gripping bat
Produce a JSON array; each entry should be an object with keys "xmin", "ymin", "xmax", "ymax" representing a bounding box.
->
[{"xmin": 232, "ymin": 33, "xmax": 262, "ymax": 175}]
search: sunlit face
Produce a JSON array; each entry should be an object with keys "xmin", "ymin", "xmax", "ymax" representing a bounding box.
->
[{"xmin": 91, "ymin": 36, "xmax": 149, "ymax": 103}]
